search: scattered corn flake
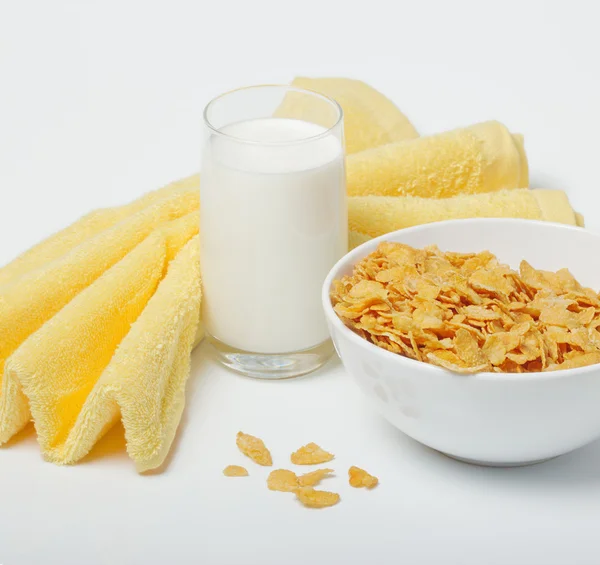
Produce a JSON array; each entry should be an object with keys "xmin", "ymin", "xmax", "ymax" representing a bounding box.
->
[
  {"xmin": 331, "ymin": 242, "xmax": 600, "ymax": 374},
  {"xmin": 348, "ymin": 466, "xmax": 379, "ymax": 489},
  {"xmin": 294, "ymin": 487, "xmax": 340, "ymax": 509},
  {"xmin": 291, "ymin": 443, "xmax": 334, "ymax": 465},
  {"xmin": 223, "ymin": 465, "xmax": 248, "ymax": 477},
  {"xmin": 298, "ymin": 468, "xmax": 335, "ymax": 487},
  {"xmin": 267, "ymin": 469, "xmax": 298, "ymax": 492},
  {"xmin": 236, "ymin": 431, "xmax": 273, "ymax": 466}
]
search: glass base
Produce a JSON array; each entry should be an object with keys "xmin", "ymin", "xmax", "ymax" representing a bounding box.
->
[{"xmin": 206, "ymin": 335, "xmax": 335, "ymax": 379}]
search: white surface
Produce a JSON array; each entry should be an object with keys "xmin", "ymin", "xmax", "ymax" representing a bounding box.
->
[
  {"xmin": 325, "ymin": 219, "xmax": 600, "ymax": 464},
  {"xmin": 1, "ymin": 1, "xmax": 600, "ymax": 564},
  {"xmin": 201, "ymin": 117, "xmax": 345, "ymax": 353}
]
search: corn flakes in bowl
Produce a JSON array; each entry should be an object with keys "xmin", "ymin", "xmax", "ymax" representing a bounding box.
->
[{"xmin": 322, "ymin": 218, "xmax": 600, "ymax": 466}]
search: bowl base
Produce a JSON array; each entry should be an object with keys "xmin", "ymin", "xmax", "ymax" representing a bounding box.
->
[{"xmin": 441, "ymin": 452, "xmax": 559, "ymax": 468}]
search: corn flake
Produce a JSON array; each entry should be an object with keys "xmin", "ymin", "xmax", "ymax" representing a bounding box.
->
[
  {"xmin": 427, "ymin": 349, "xmax": 488, "ymax": 374},
  {"xmin": 267, "ymin": 469, "xmax": 298, "ymax": 492},
  {"xmin": 223, "ymin": 465, "xmax": 248, "ymax": 477},
  {"xmin": 297, "ymin": 468, "xmax": 335, "ymax": 487},
  {"xmin": 331, "ymin": 242, "xmax": 600, "ymax": 374},
  {"xmin": 291, "ymin": 443, "xmax": 334, "ymax": 465},
  {"xmin": 348, "ymin": 466, "xmax": 379, "ymax": 489},
  {"xmin": 454, "ymin": 328, "xmax": 488, "ymax": 368},
  {"xmin": 236, "ymin": 432, "xmax": 273, "ymax": 466},
  {"xmin": 294, "ymin": 487, "xmax": 340, "ymax": 509},
  {"xmin": 547, "ymin": 352, "xmax": 600, "ymax": 371}
]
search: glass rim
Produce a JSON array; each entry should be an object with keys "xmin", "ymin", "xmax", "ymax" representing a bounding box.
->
[{"xmin": 202, "ymin": 84, "xmax": 344, "ymax": 146}]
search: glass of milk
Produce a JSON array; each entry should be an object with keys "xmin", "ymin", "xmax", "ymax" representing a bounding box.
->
[{"xmin": 200, "ymin": 85, "xmax": 347, "ymax": 379}]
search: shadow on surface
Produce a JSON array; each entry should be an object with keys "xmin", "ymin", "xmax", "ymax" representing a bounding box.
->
[
  {"xmin": 366, "ymin": 405, "xmax": 600, "ymax": 493},
  {"xmin": 416, "ymin": 432, "xmax": 600, "ymax": 489},
  {"xmin": 81, "ymin": 422, "xmax": 128, "ymax": 464}
]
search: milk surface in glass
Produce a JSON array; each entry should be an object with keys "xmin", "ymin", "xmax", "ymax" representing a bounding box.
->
[{"xmin": 200, "ymin": 117, "xmax": 347, "ymax": 354}]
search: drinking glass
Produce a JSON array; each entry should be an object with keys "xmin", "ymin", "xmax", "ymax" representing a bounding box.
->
[{"xmin": 200, "ymin": 85, "xmax": 347, "ymax": 379}]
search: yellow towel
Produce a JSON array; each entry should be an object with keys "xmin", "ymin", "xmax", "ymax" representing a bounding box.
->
[
  {"xmin": 0, "ymin": 189, "xmax": 198, "ymax": 395},
  {"xmin": 347, "ymin": 121, "xmax": 529, "ymax": 198},
  {"xmin": 348, "ymin": 189, "xmax": 581, "ymax": 243},
  {"xmin": 277, "ymin": 77, "xmax": 418, "ymax": 154},
  {"xmin": 0, "ymin": 175, "xmax": 199, "ymax": 288},
  {"xmin": 348, "ymin": 230, "xmax": 373, "ymax": 250},
  {"xmin": 0, "ymin": 188, "xmax": 200, "ymax": 464},
  {"xmin": 3, "ymin": 234, "xmax": 200, "ymax": 471}
]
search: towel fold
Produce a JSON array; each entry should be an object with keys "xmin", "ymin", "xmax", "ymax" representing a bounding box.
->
[
  {"xmin": 3, "ymin": 234, "xmax": 200, "ymax": 471},
  {"xmin": 0, "ymin": 176, "xmax": 199, "ymax": 287},
  {"xmin": 348, "ymin": 189, "xmax": 581, "ymax": 243},
  {"xmin": 277, "ymin": 77, "xmax": 418, "ymax": 154},
  {"xmin": 0, "ymin": 189, "xmax": 197, "ymax": 390},
  {"xmin": 0, "ymin": 187, "xmax": 200, "ymax": 467},
  {"xmin": 347, "ymin": 120, "xmax": 529, "ymax": 198}
]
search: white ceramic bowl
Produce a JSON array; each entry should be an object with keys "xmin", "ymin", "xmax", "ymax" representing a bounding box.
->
[{"xmin": 323, "ymin": 219, "xmax": 600, "ymax": 466}]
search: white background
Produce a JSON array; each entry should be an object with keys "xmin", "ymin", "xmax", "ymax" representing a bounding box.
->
[{"xmin": 1, "ymin": 1, "xmax": 600, "ymax": 564}]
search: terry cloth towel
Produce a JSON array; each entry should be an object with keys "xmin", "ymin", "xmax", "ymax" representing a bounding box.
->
[
  {"xmin": 348, "ymin": 189, "xmax": 582, "ymax": 243},
  {"xmin": 0, "ymin": 188, "xmax": 200, "ymax": 471},
  {"xmin": 276, "ymin": 77, "xmax": 419, "ymax": 154},
  {"xmin": 0, "ymin": 175, "xmax": 199, "ymax": 287},
  {"xmin": 3, "ymin": 235, "xmax": 200, "ymax": 472},
  {"xmin": 346, "ymin": 121, "xmax": 529, "ymax": 198}
]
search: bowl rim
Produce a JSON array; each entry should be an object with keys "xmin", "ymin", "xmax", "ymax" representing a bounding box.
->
[{"xmin": 323, "ymin": 218, "xmax": 600, "ymax": 382}]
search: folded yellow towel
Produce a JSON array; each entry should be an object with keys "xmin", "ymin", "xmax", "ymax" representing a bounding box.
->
[
  {"xmin": 348, "ymin": 189, "xmax": 581, "ymax": 243},
  {"xmin": 347, "ymin": 120, "xmax": 529, "ymax": 198},
  {"xmin": 3, "ymin": 233, "xmax": 200, "ymax": 471},
  {"xmin": 0, "ymin": 188, "xmax": 200, "ymax": 460},
  {"xmin": 349, "ymin": 230, "xmax": 373, "ymax": 250},
  {"xmin": 0, "ymin": 175, "xmax": 199, "ymax": 288},
  {"xmin": 277, "ymin": 77, "xmax": 418, "ymax": 154}
]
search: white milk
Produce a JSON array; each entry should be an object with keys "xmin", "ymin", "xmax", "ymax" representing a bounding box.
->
[{"xmin": 200, "ymin": 118, "xmax": 347, "ymax": 354}]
